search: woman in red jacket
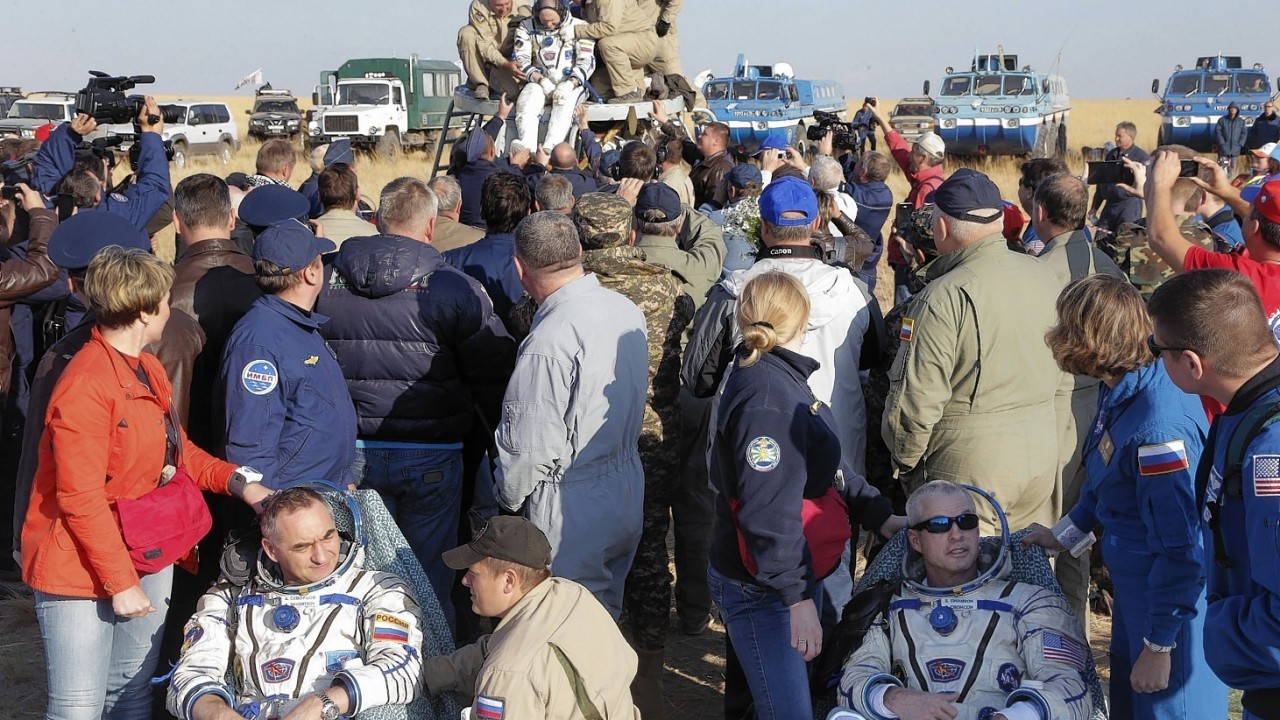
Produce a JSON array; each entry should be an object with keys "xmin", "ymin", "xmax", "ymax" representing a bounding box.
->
[{"xmin": 21, "ymin": 246, "xmax": 270, "ymax": 720}]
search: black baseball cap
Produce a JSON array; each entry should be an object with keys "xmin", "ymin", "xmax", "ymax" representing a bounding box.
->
[
  {"xmin": 931, "ymin": 168, "xmax": 1004, "ymax": 223},
  {"xmin": 442, "ymin": 516, "xmax": 552, "ymax": 570},
  {"xmin": 634, "ymin": 182, "xmax": 682, "ymax": 223}
]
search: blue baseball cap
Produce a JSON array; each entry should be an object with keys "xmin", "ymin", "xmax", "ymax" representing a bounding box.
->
[
  {"xmin": 635, "ymin": 182, "xmax": 683, "ymax": 222},
  {"xmin": 238, "ymin": 184, "xmax": 311, "ymax": 228},
  {"xmin": 48, "ymin": 210, "xmax": 151, "ymax": 271},
  {"xmin": 751, "ymin": 133, "xmax": 790, "ymax": 157},
  {"xmin": 323, "ymin": 139, "xmax": 355, "ymax": 168},
  {"xmin": 252, "ymin": 219, "xmax": 335, "ymax": 275},
  {"xmin": 931, "ymin": 168, "xmax": 1004, "ymax": 223},
  {"xmin": 727, "ymin": 163, "xmax": 763, "ymax": 189},
  {"xmin": 461, "ymin": 129, "xmax": 489, "ymax": 163},
  {"xmin": 759, "ymin": 175, "xmax": 818, "ymax": 226}
]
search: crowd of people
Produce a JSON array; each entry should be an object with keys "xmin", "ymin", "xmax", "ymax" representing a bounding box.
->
[{"xmin": 4, "ymin": 4, "xmax": 1280, "ymax": 720}]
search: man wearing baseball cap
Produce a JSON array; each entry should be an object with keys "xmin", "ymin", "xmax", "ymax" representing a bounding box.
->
[
  {"xmin": 882, "ymin": 168, "xmax": 1063, "ymax": 533},
  {"xmin": 219, "ymin": 219, "xmax": 356, "ymax": 490},
  {"xmin": 425, "ymin": 516, "xmax": 641, "ymax": 720},
  {"xmin": 632, "ymin": 182, "xmax": 725, "ymax": 309}
]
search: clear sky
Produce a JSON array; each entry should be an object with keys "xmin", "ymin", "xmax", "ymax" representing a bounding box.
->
[{"xmin": 8, "ymin": 0, "xmax": 1272, "ymax": 100}]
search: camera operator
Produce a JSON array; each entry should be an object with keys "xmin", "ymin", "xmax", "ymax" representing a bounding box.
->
[
  {"xmin": 852, "ymin": 97, "xmax": 878, "ymax": 154},
  {"xmin": 31, "ymin": 97, "xmax": 172, "ymax": 232}
]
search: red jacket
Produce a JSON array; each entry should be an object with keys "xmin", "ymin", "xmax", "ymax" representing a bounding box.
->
[
  {"xmin": 885, "ymin": 130, "xmax": 946, "ymax": 266},
  {"xmin": 22, "ymin": 327, "xmax": 237, "ymax": 598}
]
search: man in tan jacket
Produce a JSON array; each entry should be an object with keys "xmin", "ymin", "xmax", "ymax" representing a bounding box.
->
[
  {"xmin": 426, "ymin": 516, "xmax": 641, "ymax": 720},
  {"xmin": 458, "ymin": 0, "xmax": 531, "ymax": 101},
  {"xmin": 576, "ymin": 0, "xmax": 658, "ymax": 103}
]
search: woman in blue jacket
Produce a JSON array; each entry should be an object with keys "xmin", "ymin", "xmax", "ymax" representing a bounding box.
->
[
  {"xmin": 1026, "ymin": 274, "xmax": 1226, "ymax": 719},
  {"xmin": 708, "ymin": 270, "xmax": 900, "ymax": 720}
]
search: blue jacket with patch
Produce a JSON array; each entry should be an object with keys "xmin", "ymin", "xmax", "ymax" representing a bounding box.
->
[
  {"xmin": 32, "ymin": 124, "xmax": 171, "ymax": 232},
  {"xmin": 1202, "ymin": 356, "xmax": 1280, "ymax": 692},
  {"xmin": 1068, "ymin": 360, "xmax": 1208, "ymax": 647},
  {"xmin": 218, "ymin": 294, "xmax": 356, "ymax": 489},
  {"xmin": 709, "ymin": 347, "xmax": 891, "ymax": 606}
]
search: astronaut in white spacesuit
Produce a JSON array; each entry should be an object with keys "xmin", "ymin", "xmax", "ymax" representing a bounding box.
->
[
  {"xmin": 513, "ymin": 0, "xmax": 596, "ymax": 153},
  {"xmin": 167, "ymin": 487, "xmax": 424, "ymax": 720},
  {"xmin": 836, "ymin": 481, "xmax": 1094, "ymax": 720}
]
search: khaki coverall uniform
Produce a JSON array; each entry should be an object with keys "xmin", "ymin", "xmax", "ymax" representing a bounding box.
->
[
  {"xmin": 883, "ymin": 234, "xmax": 1063, "ymax": 533},
  {"xmin": 576, "ymin": 0, "xmax": 658, "ymax": 99},
  {"xmin": 458, "ymin": 0, "xmax": 531, "ymax": 100},
  {"xmin": 649, "ymin": 0, "xmax": 683, "ymax": 76}
]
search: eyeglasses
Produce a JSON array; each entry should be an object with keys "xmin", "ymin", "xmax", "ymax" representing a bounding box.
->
[
  {"xmin": 910, "ymin": 513, "xmax": 980, "ymax": 534},
  {"xmin": 1146, "ymin": 335, "xmax": 1189, "ymax": 358}
]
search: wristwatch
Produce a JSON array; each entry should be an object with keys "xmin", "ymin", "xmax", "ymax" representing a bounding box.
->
[
  {"xmin": 227, "ymin": 466, "xmax": 263, "ymax": 499},
  {"xmin": 1143, "ymin": 638, "xmax": 1176, "ymax": 654},
  {"xmin": 316, "ymin": 691, "xmax": 340, "ymax": 720}
]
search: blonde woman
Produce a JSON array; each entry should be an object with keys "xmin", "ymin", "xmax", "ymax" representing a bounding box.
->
[{"xmin": 708, "ymin": 270, "xmax": 899, "ymax": 720}]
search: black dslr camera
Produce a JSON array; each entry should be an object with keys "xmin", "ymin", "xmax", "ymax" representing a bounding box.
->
[
  {"xmin": 0, "ymin": 147, "xmax": 38, "ymax": 200},
  {"xmin": 75, "ymin": 71, "xmax": 183, "ymax": 125},
  {"xmin": 806, "ymin": 110, "xmax": 859, "ymax": 151}
]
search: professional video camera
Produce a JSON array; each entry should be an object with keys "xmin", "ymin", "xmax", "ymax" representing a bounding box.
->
[
  {"xmin": 806, "ymin": 110, "xmax": 859, "ymax": 151},
  {"xmin": 75, "ymin": 71, "xmax": 183, "ymax": 125}
]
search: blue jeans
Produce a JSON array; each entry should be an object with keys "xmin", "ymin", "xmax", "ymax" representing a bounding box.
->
[
  {"xmin": 36, "ymin": 565, "xmax": 173, "ymax": 720},
  {"xmin": 352, "ymin": 442, "xmax": 462, "ymax": 629},
  {"xmin": 709, "ymin": 564, "xmax": 821, "ymax": 720},
  {"xmin": 1103, "ymin": 534, "xmax": 1227, "ymax": 720}
]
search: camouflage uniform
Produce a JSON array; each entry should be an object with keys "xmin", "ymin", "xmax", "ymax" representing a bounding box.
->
[
  {"xmin": 575, "ymin": 194, "xmax": 695, "ymax": 651},
  {"xmin": 1098, "ymin": 217, "xmax": 1221, "ymax": 300}
]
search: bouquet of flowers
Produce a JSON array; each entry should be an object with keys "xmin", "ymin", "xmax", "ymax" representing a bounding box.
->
[{"xmin": 721, "ymin": 196, "xmax": 763, "ymax": 252}]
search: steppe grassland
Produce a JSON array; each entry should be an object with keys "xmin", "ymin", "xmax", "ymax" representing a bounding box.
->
[{"xmin": 144, "ymin": 95, "xmax": 1161, "ymax": 262}]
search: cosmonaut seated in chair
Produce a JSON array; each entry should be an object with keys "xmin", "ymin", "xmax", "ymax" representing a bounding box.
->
[
  {"xmin": 834, "ymin": 481, "xmax": 1095, "ymax": 720},
  {"xmin": 512, "ymin": 0, "xmax": 595, "ymax": 154}
]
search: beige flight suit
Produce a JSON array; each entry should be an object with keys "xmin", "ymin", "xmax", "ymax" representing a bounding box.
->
[
  {"xmin": 576, "ymin": 0, "xmax": 658, "ymax": 98},
  {"xmin": 425, "ymin": 577, "xmax": 641, "ymax": 720},
  {"xmin": 883, "ymin": 234, "xmax": 1063, "ymax": 533},
  {"xmin": 648, "ymin": 0, "xmax": 683, "ymax": 76},
  {"xmin": 1035, "ymin": 228, "xmax": 1124, "ymax": 634},
  {"xmin": 457, "ymin": 0, "xmax": 531, "ymax": 99}
]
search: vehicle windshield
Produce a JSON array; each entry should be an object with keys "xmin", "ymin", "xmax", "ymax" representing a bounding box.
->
[
  {"xmin": 10, "ymin": 102, "xmax": 64, "ymax": 120},
  {"xmin": 1168, "ymin": 74, "xmax": 1201, "ymax": 96},
  {"xmin": 1204, "ymin": 74, "xmax": 1230, "ymax": 95},
  {"xmin": 704, "ymin": 82, "xmax": 730, "ymax": 101},
  {"xmin": 896, "ymin": 103, "xmax": 931, "ymax": 115},
  {"xmin": 254, "ymin": 100, "xmax": 298, "ymax": 114},
  {"xmin": 1003, "ymin": 75, "xmax": 1036, "ymax": 96},
  {"xmin": 940, "ymin": 76, "xmax": 972, "ymax": 96},
  {"xmin": 336, "ymin": 82, "xmax": 389, "ymax": 106},
  {"xmin": 1237, "ymin": 72, "xmax": 1268, "ymax": 94},
  {"xmin": 974, "ymin": 75, "xmax": 1003, "ymax": 96},
  {"xmin": 756, "ymin": 81, "xmax": 782, "ymax": 101}
]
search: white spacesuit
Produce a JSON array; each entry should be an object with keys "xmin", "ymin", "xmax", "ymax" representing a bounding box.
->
[
  {"xmin": 513, "ymin": 4, "xmax": 595, "ymax": 153},
  {"xmin": 167, "ymin": 540, "xmax": 424, "ymax": 720},
  {"xmin": 836, "ymin": 545, "xmax": 1094, "ymax": 720}
]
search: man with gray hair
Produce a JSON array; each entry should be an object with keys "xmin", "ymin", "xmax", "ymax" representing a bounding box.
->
[
  {"xmin": 810, "ymin": 154, "xmax": 859, "ymax": 235},
  {"xmin": 1089, "ymin": 121, "xmax": 1149, "ymax": 237},
  {"xmin": 318, "ymin": 176, "xmax": 516, "ymax": 625},
  {"xmin": 494, "ymin": 211, "xmax": 648, "ymax": 619},
  {"xmin": 632, "ymin": 182, "xmax": 726, "ymax": 310},
  {"xmin": 534, "ymin": 173, "xmax": 575, "ymax": 214},
  {"xmin": 427, "ymin": 176, "xmax": 484, "ymax": 252},
  {"xmin": 883, "ymin": 170, "xmax": 1062, "ymax": 533}
]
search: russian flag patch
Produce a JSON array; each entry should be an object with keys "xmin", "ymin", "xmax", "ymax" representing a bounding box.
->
[
  {"xmin": 475, "ymin": 695, "xmax": 505, "ymax": 720},
  {"xmin": 899, "ymin": 317, "xmax": 915, "ymax": 342},
  {"xmin": 1138, "ymin": 440, "xmax": 1190, "ymax": 476}
]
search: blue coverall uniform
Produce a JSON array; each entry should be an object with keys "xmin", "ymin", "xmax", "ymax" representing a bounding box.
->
[
  {"xmin": 1202, "ymin": 358, "xmax": 1280, "ymax": 718},
  {"xmin": 32, "ymin": 124, "xmax": 171, "ymax": 232},
  {"xmin": 218, "ymin": 294, "xmax": 356, "ymax": 490},
  {"xmin": 1065, "ymin": 360, "xmax": 1226, "ymax": 719}
]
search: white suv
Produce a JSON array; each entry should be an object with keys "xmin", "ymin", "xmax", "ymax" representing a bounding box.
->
[{"xmin": 160, "ymin": 101, "xmax": 240, "ymax": 167}]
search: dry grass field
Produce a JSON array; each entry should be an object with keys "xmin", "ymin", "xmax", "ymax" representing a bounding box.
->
[{"xmin": 0, "ymin": 96, "xmax": 1244, "ymax": 718}]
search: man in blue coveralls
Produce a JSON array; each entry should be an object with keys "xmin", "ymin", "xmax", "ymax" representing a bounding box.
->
[
  {"xmin": 1147, "ymin": 268, "xmax": 1280, "ymax": 720},
  {"xmin": 218, "ymin": 218, "xmax": 356, "ymax": 490},
  {"xmin": 31, "ymin": 98, "xmax": 171, "ymax": 232}
]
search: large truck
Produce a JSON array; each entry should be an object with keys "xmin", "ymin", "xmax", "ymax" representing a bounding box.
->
[
  {"xmin": 1152, "ymin": 55, "xmax": 1278, "ymax": 151},
  {"xmin": 308, "ymin": 56, "xmax": 462, "ymax": 157}
]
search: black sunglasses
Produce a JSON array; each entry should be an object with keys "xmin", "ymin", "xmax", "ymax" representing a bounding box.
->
[
  {"xmin": 1146, "ymin": 335, "xmax": 1189, "ymax": 358},
  {"xmin": 910, "ymin": 513, "xmax": 980, "ymax": 534}
]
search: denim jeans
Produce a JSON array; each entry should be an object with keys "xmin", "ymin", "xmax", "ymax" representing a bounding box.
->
[
  {"xmin": 709, "ymin": 564, "xmax": 821, "ymax": 720},
  {"xmin": 36, "ymin": 565, "xmax": 173, "ymax": 720},
  {"xmin": 352, "ymin": 442, "xmax": 462, "ymax": 629}
]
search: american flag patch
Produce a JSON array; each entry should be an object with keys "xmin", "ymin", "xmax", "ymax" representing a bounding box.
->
[
  {"xmin": 899, "ymin": 317, "xmax": 914, "ymax": 342},
  {"xmin": 1254, "ymin": 455, "xmax": 1280, "ymax": 496},
  {"xmin": 1042, "ymin": 631, "xmax": 1086, "ymax": 669},
  {"xmin": 475, "ymin": 695, "xmax": 505, "ymax": 720},
  {"xmin": 1137, "ymin": 440, "xmax": 1189, "ymax": 476}
]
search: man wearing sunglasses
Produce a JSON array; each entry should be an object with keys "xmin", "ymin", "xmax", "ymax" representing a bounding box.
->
[{"xmin": 837, "ymin": 481, "xmax": 1093, "ymax": 720}]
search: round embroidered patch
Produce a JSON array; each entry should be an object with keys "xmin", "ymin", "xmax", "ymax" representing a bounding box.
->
[
  {"xmin": 241, "ymin": 360, "xmax": 278, "ymax": 395},
  {"xmin": 746, "ymin": 436, "xmax": 781, "ymax": 472},
  {"xmin": 997, "ymin": 662, "xmax": 1022, "ymax": 692}
]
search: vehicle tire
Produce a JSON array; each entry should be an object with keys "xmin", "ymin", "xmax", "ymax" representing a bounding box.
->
[
  {"xmin": 1157, "ymin": 123, "xmax": 1170, "ymax": 147},
  {"xmin": 172, "ymin": 140, "xmax": 187, "ymax": 169},
  {"xmin": 218, "ymin": 139, "xmax": 234, "ymax": 165},
  {"xmin": 1055, "ymin": 122, "xmax": 1068, "ymax": 158},
  {"xmin": 1032, "ymin": 125, "xmax": 1050, "ymax": 159},
  {"xmin": 795, "ymin": 122, "xmax": 808, "ymax": 156},
  {"xmin": 378, "ymin": 130, "xmax": 403, "ymax": 161}
]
